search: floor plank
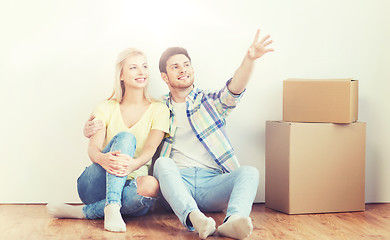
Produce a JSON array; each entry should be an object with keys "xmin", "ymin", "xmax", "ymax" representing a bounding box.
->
[{"xmin": 0, "ymin": 203, "xmax": 389, "ymax": 239}]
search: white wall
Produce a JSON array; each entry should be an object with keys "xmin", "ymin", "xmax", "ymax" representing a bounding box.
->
[{"xmin": 0, "ymin": 0, "xmax": 389, "ymax": 203}]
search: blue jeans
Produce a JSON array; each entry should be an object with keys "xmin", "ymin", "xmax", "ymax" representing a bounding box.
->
[
  {"xmin": 77, "ymin": 132, "xmax": 156, "ymax": 219},
  {"xmin": 153, "ymin": 157, "xmax": 259, "ymax": 230}
]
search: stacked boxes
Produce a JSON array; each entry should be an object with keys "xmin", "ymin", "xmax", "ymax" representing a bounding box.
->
[
  {"xmin": 265, "ymin": 78, "xmax": 366, "ymax": 214},
  {"xmin": 283, "ymin": 78, "xmax": 358, "ymax": 123}
]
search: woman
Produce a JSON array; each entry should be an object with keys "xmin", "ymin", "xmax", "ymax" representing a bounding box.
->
[{"xmin": 47, "ymin": 48, "xmax": 170, "ymax": 232}]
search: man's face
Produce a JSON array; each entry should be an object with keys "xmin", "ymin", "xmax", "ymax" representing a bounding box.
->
[{"xmin": 162, "ymin": 54, "xmax": 194, "ymax": 90}]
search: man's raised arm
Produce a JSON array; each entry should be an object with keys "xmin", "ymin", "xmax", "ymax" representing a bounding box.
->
[{"xmin": 228, "ymin": 29, "xmax": 274, "ymax": 95}]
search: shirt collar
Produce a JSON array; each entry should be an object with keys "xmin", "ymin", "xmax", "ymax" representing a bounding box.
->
[
  {"xmin": 165, "ymin": 85, "xmax": 199, "ymax": 111},
  {"xmin": 186, "ymin": 85, "xmax": 199, "ymax": 103}
]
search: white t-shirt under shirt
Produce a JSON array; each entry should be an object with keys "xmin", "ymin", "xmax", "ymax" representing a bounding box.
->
[{"xmin": 170, "ymin": 101, "xmax": 220, "ymax": 170}]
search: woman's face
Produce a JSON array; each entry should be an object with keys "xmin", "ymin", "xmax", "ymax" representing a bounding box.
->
[{"xmin": 121, "ymin": 54, "xmax": 149, "ymax": 89}]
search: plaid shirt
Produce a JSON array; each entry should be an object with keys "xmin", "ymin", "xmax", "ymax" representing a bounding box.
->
[{"xmin": 160, "ymin": 79, "xmax": 244, "ymax": 173}]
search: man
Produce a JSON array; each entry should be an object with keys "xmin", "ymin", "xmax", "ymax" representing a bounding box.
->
[{"xmin": 85, "ymin": 29, "xmax": 273, "ymax": 239}]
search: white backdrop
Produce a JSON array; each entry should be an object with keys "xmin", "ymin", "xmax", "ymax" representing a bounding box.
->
[{"xmin": 0, "ymin": 0, "xmax": 389, "ymax": 203}]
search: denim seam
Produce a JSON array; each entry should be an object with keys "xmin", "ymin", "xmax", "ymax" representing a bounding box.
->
[
  {"xmin": 105, "ymin": 135, "xmax": 126, "ymax": 207},
  {"xmin": 194, "ymin": 168, "xmax": 198, "ymax": 201}
]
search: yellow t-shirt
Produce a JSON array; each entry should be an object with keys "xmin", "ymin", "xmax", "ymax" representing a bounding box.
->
[{"xmin": 93, "ymin": 99, "xmax": 170, "ymax": 179}]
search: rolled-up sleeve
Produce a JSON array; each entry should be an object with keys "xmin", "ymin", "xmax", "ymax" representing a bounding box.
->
[{"xmin": 209, "ymin": 78, "xmax": 245, "ymax": 118}]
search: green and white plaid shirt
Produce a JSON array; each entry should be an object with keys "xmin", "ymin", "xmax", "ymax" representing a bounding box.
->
[{"xmin": 160, "ymin": 79, "xmax": 244, "ymax": 173}]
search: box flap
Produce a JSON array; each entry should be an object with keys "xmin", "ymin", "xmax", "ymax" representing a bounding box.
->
[{"xmin": 266, "ymin": 120, "xmax": 292, "ymax": 126}]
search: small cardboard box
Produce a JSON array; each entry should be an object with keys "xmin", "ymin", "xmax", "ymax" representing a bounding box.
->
[
  {"xmin": 265, "ymin": 121, "xmax": 366, "ymax": 214},
  {"xmin": 283, "ymin": 78, "xmax": 358, "ymax": 123}
]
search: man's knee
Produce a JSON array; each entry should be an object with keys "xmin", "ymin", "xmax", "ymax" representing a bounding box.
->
[
  {"xmin": 237, "ymin": 166, "xmax": 259, "ymax": 181},
  {"xmin": 153, "ymin": 157, "xmax": 176, "ymax": 175},
  {"xmin": 136, "ymin": 176, "xmax": 160, "ymax": 198}
]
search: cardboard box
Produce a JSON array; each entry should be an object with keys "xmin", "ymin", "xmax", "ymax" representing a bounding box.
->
[
  {"xmin": 283, "ymin": 78, "xmax": 358, "ymax": 123},
  {"xmin": 265, "ymin": 121, "xmax": 366, "ymax": 214}
]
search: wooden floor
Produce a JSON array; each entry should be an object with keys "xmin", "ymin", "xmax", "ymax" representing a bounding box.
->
[{"xmin": 1, "ymin": 203, "xmax": 389, "ymax": 240}]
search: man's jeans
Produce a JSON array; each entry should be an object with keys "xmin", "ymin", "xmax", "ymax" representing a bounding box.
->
[
  {"xmin": 153, "ymin": 157, "xmax": 259, "ymax": 230},
  {"xmin": 77, "ymin": 132, "xmax": 155, "ymax": 219}
]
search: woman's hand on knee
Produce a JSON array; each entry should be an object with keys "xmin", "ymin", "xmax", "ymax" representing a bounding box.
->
[
  {"xmin": 109, "ymin": 153, "xmax": 140, "ymax": 177},
  {"xmin": 97, "ymin": 151, "xmax": 126, "ymax": 176}
]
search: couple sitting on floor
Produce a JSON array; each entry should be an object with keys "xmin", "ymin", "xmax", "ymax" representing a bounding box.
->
[{"xmin": 47, "ymin": 29, "xmax": 273, "ymax": 240}]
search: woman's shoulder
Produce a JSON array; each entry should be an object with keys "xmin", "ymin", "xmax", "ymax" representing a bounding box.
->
[
  {"xmin": 94, "ymin": 99, "xmax": 119, "ymax": 114},
  {"xmin": 97, "ymin": 99, "xmax": 119, "ymax": 107},
  {"xmin": 149, "ymin": 101, "xmax": 170, "ymax": 118},
  {"xmin": 93, "ymin": 99, "xmax": 119, "ymax": 122},
  {"xmin": 150, "ymin": 101, "xmax": 168, "ymax": 110}
]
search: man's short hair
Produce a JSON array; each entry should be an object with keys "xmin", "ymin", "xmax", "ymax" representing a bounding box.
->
[{"xmin": 159, "ymin": 47, "xmax": 191, "ymax": 73}]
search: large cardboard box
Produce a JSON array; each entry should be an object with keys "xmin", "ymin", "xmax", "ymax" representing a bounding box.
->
[
  {"xmin": 283, "ymin": 78, "xmax": 358, "ymax": 123},
  {"xmin": 265, "ymin": 121, "xmax": 366, "ymax": 214}
]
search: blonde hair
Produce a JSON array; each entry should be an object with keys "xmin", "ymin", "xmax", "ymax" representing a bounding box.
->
[{"xmin": 108, "ymin": 48, "xmax": 153, "ymax": 102}]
